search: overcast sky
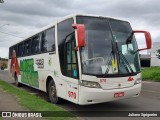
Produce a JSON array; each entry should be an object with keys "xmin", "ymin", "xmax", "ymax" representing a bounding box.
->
[{"xmin": 0, "ymin": 0, "xmax": 159, "ymax": 58}]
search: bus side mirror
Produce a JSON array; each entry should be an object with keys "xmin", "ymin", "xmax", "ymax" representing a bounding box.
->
[
  {"xmin": 72, "ymin": 24, "xmax": 86, "ymax": 51},
  {"xmin": 133, "ymin": 30, "xmax": 152, "ymax": 51}
]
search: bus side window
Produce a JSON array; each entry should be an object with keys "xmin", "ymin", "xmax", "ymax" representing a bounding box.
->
[
  {"xmin": 41, "ymin": 32, "xmax": 47, "ymax": 52},
  {"xmin": 41, "ymin": 27, "xmax": 55, "ymax": 52},
  {"xmin": 13, "ymin": 45, "xmax": 18, "ymax": 57},
  {"xmin": 65, "ymin": 34, "xmax": 78, "ymax": 78},
  {"xmin": 31, "ymin": 34, "xmax": 41, "ymax": 54},
  {"xmin": 24, "ymin": 39, "xmax": 31, "ymax": 56},
  {"xmin": 9, "ymin": 47, "xmax": 13, "ymax": 58},
  {"xmin": 18, "ymin": 42, "xmax": 24, "ymax": 57}
]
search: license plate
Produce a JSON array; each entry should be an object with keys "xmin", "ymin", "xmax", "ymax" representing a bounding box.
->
[{"xmin": 114, "ymin": 92, "xmax": 124, "ymax": 98}]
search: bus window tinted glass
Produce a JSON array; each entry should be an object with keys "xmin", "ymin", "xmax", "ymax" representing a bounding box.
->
[
  {"xmin": 9, "ymin": 47, "xmax": 13, "ymax": 58},
  {"xmin": 24, "ymin": 39, "xmax": 31, "ymax": 55},
  {"xmin": 18, "ymin": 42, "xmax": 24, "ymax": 57},
  {"xmin": 13, "ymin": 45, "xmax": 18, "ymax": 57},
  {"xmin": 31, "ymin": 34, "xmax": 41, "ymax": 54},
  {"xmin": 41, "ymin": 27, "xmax": 55, "ymax": 52}
]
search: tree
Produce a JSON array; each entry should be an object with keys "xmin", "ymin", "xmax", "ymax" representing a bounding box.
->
[
  {"xmin": 156, "ymin": 49, "xmax": 160, "ymax": 59},
  {"xmin": 1, "ymin": 62, "xmax": 7, "ymax": 70}
]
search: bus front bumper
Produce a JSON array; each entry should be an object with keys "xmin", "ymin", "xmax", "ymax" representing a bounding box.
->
[{"xmin": 78, "ymin": 83, "xmax": 141, "ymax": 105}]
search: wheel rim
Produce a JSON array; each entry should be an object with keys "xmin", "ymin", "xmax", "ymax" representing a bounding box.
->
[
  {"xmin": 50, "ymin": 85, "xmax": 56, "ymax": 97},
  {"xmin": 49, "ymin": 81, "xmax": 58, "ymax": 103}
]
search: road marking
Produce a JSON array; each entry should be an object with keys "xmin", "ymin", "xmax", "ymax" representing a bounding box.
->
[{"xmin": 142, "ymin": 89, "xmax": 160, "ymax": 94}]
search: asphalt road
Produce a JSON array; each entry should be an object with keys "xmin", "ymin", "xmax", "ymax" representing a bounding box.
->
[{"xmin": 0, "ymin": 70, "xmax": 160, "ymax": 120}]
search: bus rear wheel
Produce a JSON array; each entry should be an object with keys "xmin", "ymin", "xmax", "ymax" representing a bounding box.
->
[{"xmin": 48, "ymin": 80, "xmax": 61, "ymax": 104}]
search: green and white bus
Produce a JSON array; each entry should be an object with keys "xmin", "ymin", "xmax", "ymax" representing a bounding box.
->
[{"xmin": 9, "ymin": 14, "xmax": 152, "ymax": 105}]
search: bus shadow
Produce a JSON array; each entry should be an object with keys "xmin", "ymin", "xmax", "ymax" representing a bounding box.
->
[
  {"xmin": 58, "ymin": 97, "xmax": 139, "ymax": 112},
  {"xmin": 11, "ymin": 82, "xmax": 49, "ymax": 101}
]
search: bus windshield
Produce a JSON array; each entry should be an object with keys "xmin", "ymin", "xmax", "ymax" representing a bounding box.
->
[{"xmin": 76, "ymin": 16, "xmax": 141, "ymax": 76}]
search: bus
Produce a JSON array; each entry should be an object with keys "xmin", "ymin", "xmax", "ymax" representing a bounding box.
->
[{"xmin": 9, "ymin": 14, "xmax": 152, "ymax": 105}]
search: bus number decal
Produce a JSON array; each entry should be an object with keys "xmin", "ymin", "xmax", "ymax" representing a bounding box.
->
[{"xmin": 68, "ymin": 91, "xmax": 76, "ymax": 99}]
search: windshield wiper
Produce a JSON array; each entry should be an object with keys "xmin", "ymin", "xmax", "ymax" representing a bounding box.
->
[
  {"xmin": 104, "ymin": 51, "xmax": 114, "ymax": 75},
  {"xmin": 114, "ymin": 41, "xmax": 134, "ymax": 73},
  {"xmin": 118, "ymin": 51, "xmax": 134, "ymax": 73},
  {"xmin": 115, "ymin": 42, "xmax": 134, "ymax": 74},
  {"xmin": 104, "ymin": 47, "xmax": 134, "ymax": 76}
]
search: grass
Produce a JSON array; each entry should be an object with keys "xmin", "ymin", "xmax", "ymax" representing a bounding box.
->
[
  {"xmin": 142, "ymin": 67, "xmax": 160, "ymax": 82},
  {"xmin": 0, "ymin": 80, "xmax": 77, "ymax": 120}
]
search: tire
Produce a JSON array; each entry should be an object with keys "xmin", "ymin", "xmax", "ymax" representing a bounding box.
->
[
  {"xmin": 14, "ymin": 74, "xmax": 21, "ymax": 87},
  {"xmin": 48, "ymin": 80, "xmax": 61, "ymax": 104}
]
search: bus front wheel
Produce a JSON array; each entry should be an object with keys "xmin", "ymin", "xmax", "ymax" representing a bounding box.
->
[{"xmin": 48, "ymin": 80, "xmax": 61, "ymax": 104}]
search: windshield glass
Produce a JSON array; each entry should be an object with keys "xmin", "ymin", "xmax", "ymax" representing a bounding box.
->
[
  {"xmin": 76, "ymin": 16, "xmax": 141, "ymax": 76},
  {"xmin": 109, "ymin": 19, "xmax": 141, "ymax": 73}
]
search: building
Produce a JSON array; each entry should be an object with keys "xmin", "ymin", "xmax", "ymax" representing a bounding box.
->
[
  {"xmin": 140, "ymin": 54, "xmax": 151, "ymax": 67},
  {"xmin": 140, "ymin": 42, "xmax": 160, "ymax": 67},
  {"xmin": 150, "ymin": 42, "xmax": 160, "ymax": 66}
]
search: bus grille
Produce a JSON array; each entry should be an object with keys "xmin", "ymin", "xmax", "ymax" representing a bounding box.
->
[{"xmin": 101, "ymin": 81, "xmax": 134, "ymax": 90}]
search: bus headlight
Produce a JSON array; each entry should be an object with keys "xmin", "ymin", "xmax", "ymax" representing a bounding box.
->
[
  {"xmin": 82, "ymin": 80, "xmax": 101, "ymax": 88},
  {"xmin": 134, "ymin": 78, "xmax": 141, "ymax": 85}
]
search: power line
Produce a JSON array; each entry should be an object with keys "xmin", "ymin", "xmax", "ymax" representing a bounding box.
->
[
  {"xmin": 0, "ymin": 24, "xmax": 23, "ymax": 38},
  {"xmin": 0, "ymin": 31, "xmax": 23, "ymax": 38}
]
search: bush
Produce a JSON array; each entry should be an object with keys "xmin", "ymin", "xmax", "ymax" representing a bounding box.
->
[
  {"xmin": 1, "ymin": 62, "xmax": 7, "ymax": 69},
  {"xmin": 142, "ymin": 67, "xmax": 160, "ymax": 81}
]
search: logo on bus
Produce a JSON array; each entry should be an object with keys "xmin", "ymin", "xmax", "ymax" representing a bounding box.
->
[
  {"xmin": 128, "ymin": 77, "xmax": 134, "ymax": 81},
  {"xmin": 35, "ymin": 58, "xmax": 44, "ymax": 69},
  {"xmin": 100, "ymin": 79, "xmax": 106, "ymax": 84}
]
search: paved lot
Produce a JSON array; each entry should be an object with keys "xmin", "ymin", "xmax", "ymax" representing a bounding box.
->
[
  {"xmin": 0, "ymin": 88, "xmax": 26, "ymax": 111},
  {"xmin": 0, "ymin": 70, "xmax": 160, "ymax": 120}
]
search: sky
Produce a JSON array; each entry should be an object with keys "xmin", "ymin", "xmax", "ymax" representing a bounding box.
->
[{"xmin": 0, "ymin": 0, "xmax": 159, "ymax": 58}]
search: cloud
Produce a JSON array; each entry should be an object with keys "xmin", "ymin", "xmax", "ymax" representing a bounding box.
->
[
  {"xmin": 0, "ymin": 0, "xmax": 159, "ymax": 57},
  {"xmin": 0, "ymin": 47, "xmax": 9, "ymax": 58}
]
